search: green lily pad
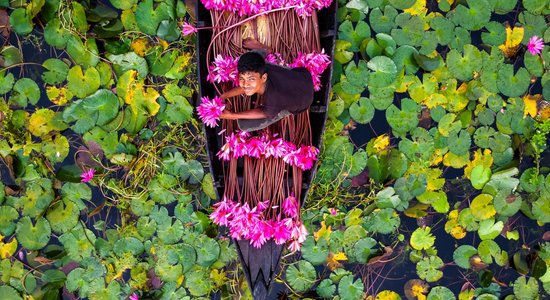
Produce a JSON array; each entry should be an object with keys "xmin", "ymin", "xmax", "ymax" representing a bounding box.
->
[
  {"xmin": 453, "ymin": 245, "xmax": 478, "ymax": 269},
  {"xmin": 446, "ymin": 45, "xmax": 483, "ymax": 82},
  {"xmin": 369, "ymin": 6, "xmax": 397, "ymax": 34},
  {"xmin": 493, "ymin": 190, "xmax": 522, "ymax": 217},
  {"xmin": 522, "ymin": 0, "xmax": 548, "ymax": 14},
  {"xmin": 286, "ymin": 260, "xmax": 316, "ymax": 293},
  {"xmin": 339, "ymin": 20, "xmax": 371, "ymax": 51},
  {"xmin": 11, "ymin": 78, "xmax": 40, "ymax": 108},
  {"xmin": 447, "ymin": 130, "xmax": 471, "ymax": 156},
  {"xmin": 524, "ymin": 52, "xmax": 544, "ymax": 77},
  {"xmin": 482, "ymin": 22, "xmax": 506, "ymax": 45},
  {"xmin": 16, "ymin": 216, "xmax": 51, "ymax": 250},
  {"xmin": 416, "ymin": 255, "xmax": 444, "ymax": 282},
  {"xmin": 364, "ymin": 208, "xmax": 400, "ymax": 234},
  {"xmin": 338, "ymin": 274, "xmax": 364, "ymax": 300},
  {"xmin": 195, "ymin": 236, "xmax": 219, "ymax": 267},
  {"xmin": 110, "ymin": 0, "xmax": 138, "ymax": 10},
  {"xmin": 66, "ymin": 35, "xmax": 100, "ymax": 68},
  {"xmin": 61, "ymin": 182, "xmax": 91, "ymax": 210},
  {"xmin": 477, "ymin": 108, "xmax": 495, "ymax": 126},
  {"xmin": 67, "ymin": 65, "xmax": 101, "ymax": 99},
  {"xmin": 335, "ymin": 40, "xmax": 354, "ymax": 64},
  {"xmin": 181, "ymin": 160, "xmax": 204, "ymax": 184},
  {"xmin": 157, "ymin": 218, "xmax": 184, "ymax": 244},
  {"xmin": 349, "ymin": 97, "xmax": 375, "ymax": 124},
  {"xmin": 41, "ymin": 58, "xmax": 70, "ymax": 85},
  {"xmin": 353, "ymin": 237, "xmax": 377, "ymax": 264},
  {"xmin": 136, "ymin": 217, "xmax": 157, "ymax": 240},
  {"xmin": 20, "ymin": 178, "xmax": 54, "ymax": 217},
  {"xmin": 471, "ymin": 164, "xmax": 492, "ymax": 190},
  {"xmin": 388, "ymin": 0, "xmax": 415, "ymax": 9},
  {"xmin": 414, "ymin": 53, "xmax": 442, "ymax": 71},
  {"xmin": 45, "ymin": 199, "xmax": 79, "ymax": 234},
  {"xmin": 58, "ymin": 224, "xmax": 97, "ymax": 262},
  {"xmin": 393, "ymin": 45, "xmax": 419, "ymax": 75},
  {"xmin": 0, "ymin": 71, "xmax": 15, "ymax": 94},
  {"xmin": 343, "ymin": 225, "xmax": 368, "ymax": 248},
  {"xmin": 28, "ymin": 108, "xmax": 68, "ymax": 137},
  {"xmin": 9, "ymin": 8, "xmax": 32, "ymax": 35},
  {"xmin": 135, "ymin": 0, "xmax": 172, "ymax": 36},
  {"xmin": 175, "ymin": 243, "xmax": 196, "ymax": 273},
  {"xmin": 0, "ymin": 286, "xmax": 22, "ymax": 300},
  {"xmin": 42, "ymin": 134, "xmax": 70, "ymax": 164},
  {"xmin": 0, "ymin": 46, "xmax": 22, "ymax": 66},
  {"xmin": 453, "ymin": 0, "xmax": 491, "ymax": 31},
  {"xmin": 63, "ymin": 89, "xmax": 120, "ymax": 134},
  {"xmin": 302, "ymin": 236, "xmax": 329, "ymax": 265},
  {"xmin": 450, "ymin": 27, "xmax": 472, "ymax": 50},
  {"xmin": 430, "ymin": 16, "xmax": 454, "ymax": 45},
  {"xmin": 44, "ymin": 18, "xmax": 69, "ymax": 49},
  {"xmin": 458, "ymin": 208, "xmax": 479, "ymax": 231},
  {"xmin": 427, "ymin": 286, "xmax": 455, "ymax": 300},
  {"xmin": 113, "ymin": 237, "xmax": 144, "ymax": 256},
  {"xmin": 411, "ymin": 227, "xmax": 435, "ymax": 250},
  {"xmin": 519, "ymin": 12, "xmax": 546, "ymax": 44},
  {"xmin": 532, "ymin": 196, "xmax": 550, "ymax": 223},
  {"xmin": 497, "ymin": 65, "xmax": 530, "ymax": 97},
  {"xmin": 107, "ymin": 52, "xmax": 149, "ymax": 78},
  {"xmin": 391, "ymin": 14, "xmax": 424, "ymax": 47},
  {"xmin": 419, "ymin": 31, "xmax": 438, "ymax": 55},
  {"xmin": 367, "ymin": 55, "xmax": 397, "ymax": 87},
  {"xmin": 148, "ymin": 174, "xmax": 178, "ymax": 204},
  {"xmin": 317, "ymin": 278, "xmax": 336, "ymax": 298},
  {"xmin": 0, "ymin": 206, "xmax": 18, "ymax": 236},
  {"xmin": 513, "ymin": 276, "xmax": 539, "ymax": 300},
  {"xmin": 478, "ymin": 218, "xmax": 504, "ymax": 240},
  {"xmin": 386, "ymin": 98, "xmax": 420, "ymax": 137},
  {"xmin": 184, "ymin": 267, "xmax": 212, "ymax": 296}
]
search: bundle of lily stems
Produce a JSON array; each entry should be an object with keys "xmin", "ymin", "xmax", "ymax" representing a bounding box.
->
[{"xmin": 204, "ymin": 0, "xmax": 331, "ymax": 250}]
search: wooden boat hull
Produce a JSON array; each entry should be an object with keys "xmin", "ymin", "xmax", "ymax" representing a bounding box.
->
[{"xmin": 195, "ymin": 2, "xmax": 337, "ymax": 298}]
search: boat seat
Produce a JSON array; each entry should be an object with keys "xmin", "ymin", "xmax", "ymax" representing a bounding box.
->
[{"xmin": 320, "ymin": 29, "xmax": 336, "ymax": 38}]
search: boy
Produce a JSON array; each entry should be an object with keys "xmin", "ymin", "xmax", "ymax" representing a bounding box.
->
[{"xmin": 219, "ymin": 51, "xmax": 314, "ymax": 131}]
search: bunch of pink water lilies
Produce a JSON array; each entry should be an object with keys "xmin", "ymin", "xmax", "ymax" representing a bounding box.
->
[
  {"xmin": 210, "ymin": 195, "xmax": 307, "ymax": 251},
  {"xmin": 200, "ymin": 0, "xmax": 332, "ymax": 17},
  {"xmin": 217, "ymin": 131, "xmax": 320, "ymax": 170}
]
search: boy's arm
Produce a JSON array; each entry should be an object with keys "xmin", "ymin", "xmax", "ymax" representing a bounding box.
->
[
  {"xmin": 220, "ymin": 108, "xmax": 268, "ymax": 120},
  {"xmin": 220, "ymin": 86, "xmax": 245, "ymax": 100}
]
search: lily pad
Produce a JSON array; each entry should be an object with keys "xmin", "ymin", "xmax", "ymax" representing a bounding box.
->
[
  {"xmin": 317, "ymin": 278, "xmax": 336, "ymax": 298},
  {"xmin": 157, "ymin": 219, "xmax": 184, "ymax": 244},
  {"xmin": 135, "ymin": 0, "xmax": 172, "ymax": 36},
  {"xmin": 16, "ymin": 216, "xmax": 51, "ymax": 250},
  {"xmin": 497, "ymin": 65, "xmax": 530, "ymax": 97},
  {"xmin": 470, "ymin": 194, "xmax": 495, "ymax": 221},
  {"xmin": 369, "ymin": 6, "xmax": 398, "ymax": 34},
  {"xmin": 11, "ymin": 78, "xmax": 40, "ymax": 108},
  {"xmin": 478, "ymin": 218, "xmax": 504, "ymax": 240},
  {"xmin": 184, "ymin": 267, "xmax": 212, "ymax": 296},
  {"xmin": 513, "ymin": 276, "xmax": 539, "ymax": 300},
  {"xmin": 453, "ymin": 245, "xmax": 478, "ymax": 269},
  {"xmin": 427, "ymin": 286, "xmax": 455, "ymax": 300},
  {"xmin": 452, "ymin": 0, "xmax": 491, "ymax": 31},
  {"xmin": 66, "ymin": 35, "xmax": 100, "ymax": 68},
  {"xmin": 447, "ymin": 130, "xmax": 471, "ymax": 156},
  {"xmin": 0, "ymin": 46, "xmax": 22, "ymax": 67},
  {"xmin": 494, "ymin": 190, "xmax": 522, "ymax": 217},
  {"xmin": 386, "ymin": 98, "xmax": 420, "ymax": 137},
  {"xmin": 364, "ymin": 208, "xmax": 400, "ymax": 234},
  {"xmin": 41, "ymin": 59, "xmax": 69, "ymax": 85},
  {"xmin": 45, "ymin": 199, "xmax": 79, "ymax": 234},
  {"xmin": 416, "ymin": 255, "xmax": 444, "ymax": 282},
  {"xmin": 446, "ymin": 45, "xmax": 483, "ymax": 82},
  {"xmin": 63, "ymin": 89, "xmax": 119, "ymax": 134},
  {"xmin": 481, "ymin": 22, "xmax": 506, "ymax": 45},
  {"xmin": 107, "ymin": 52, "xmax": 149, "ymax": 78},
  {"xmin": 0, "ymin": 206, "xmax": 18, "ymax": 236},
  {"xmin": 430, "ymin": 16, "xmax": 454, "ymax": 45},
  {"xmin": 532, "ymin": 196, "xmax": 550, "ymax": 223},
  {"xmin": 181, "ymin": 160, "xmax": 204, "ymax": 184},
  {"xmin": 0, "ymin": 72, "xmax": 15, "ymax": 94},
  {"xmin": 9, "ymin": 8, "xmax": 32, "ymax": 35},
  {"xmin": 195, "ymin": 236, "xmax": 220, "ymax": 267},
  {"xmin": 410, "ymin": 227, "xmax": 435, "ymax": 251},
  {"xmin": 302, "ymin": 236, "xmax": 329, "ymax": 265},
  {"xmin": 28, "ymin": 109, "xmax": 68, "ymax": 137},
  {"xmin": 58, "ymin": 224, "xmax": 97, "ymax": 262},
  {"xmin": 0, "ymin": 286, "xmax": 22, "ymax": 300},
  {"xmin": 339, "ymin": 20, "xmax": 371, "ymax": 51},
  {"xmin": 392, "ymin": 14, "xmax": 424, "ymax": 47},
  {"xmin": 286, "ymin": 260, "xmax": 316, "ymax": 292},
  {"xmin": 338, "ymin": 274, "xmax": 364, "ymax": 300},
  {"xmin": 113, "ymin": 237, "xmax": 144, "ymax": 257},
  {"xmin": 393, "ymin": 45, "xmax": 419, "ymax": 75},
  {"xmin": 353, "ymin": 237, "xmax": 377, "ymax": 264},
  {"xmin": 350, "ymin": 98, "xmax": 375, "ymax": 124},
  {"xmin": 67, "ymin": 65, "xmax": 101, "ymax": 99}
]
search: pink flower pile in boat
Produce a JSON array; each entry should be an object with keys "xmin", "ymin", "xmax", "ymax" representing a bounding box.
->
[
  {"xmin": 210, "ymin": 196, "xmax": 307, "ymax": 251},
  {"xmin": 288, "ymin": 50, "xmax": 331, "ymax": 91},
  {"xmin": 527, "ymin": 35, "xmax": 544, "ymax": 55},
  {"xmin": 207, "ymin": 54, "xmax": 239, "ymax": 86},
  {"xmin": 197, "ymin": 96, "xmax": 225, "ymax": 127},
  {"xmin": 208, "ymin": 51, "xmax": 330, "ymax": 91},
  {"xmin": 200, "ymin": 0, "xmax": 332, "ymax": 17},
  {"xmin": 216, "ymin": 131, "xmax": 319, "ymax": 170}
]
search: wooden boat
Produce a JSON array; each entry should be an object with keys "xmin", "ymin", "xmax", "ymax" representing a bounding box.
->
[{"xmin": 195, "ymin": 1, "xmax": 337, "ymax": 299}]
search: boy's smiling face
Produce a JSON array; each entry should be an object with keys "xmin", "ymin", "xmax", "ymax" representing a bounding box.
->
[{"xmin": 239, "ymin": 71, "xmax": 267, "ymax": 96}]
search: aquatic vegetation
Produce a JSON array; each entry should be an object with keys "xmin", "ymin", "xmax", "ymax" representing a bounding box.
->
[{"xmin": 0, "ymin": 0, "xmax": 549, "ymax": 299}]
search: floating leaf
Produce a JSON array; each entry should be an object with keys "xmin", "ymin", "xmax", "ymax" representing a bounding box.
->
[
  {"xmin": 369, "ymin": 6, "xmax": 398, "ymax": 34},
  {"xmin": 498, "ymin": 25, "xmax": 524, "ymax": 57},
  {"xmin": 375, "ymin": 290, "xmax": 402, "ymax": 300},
  {"xmin": 513, "ymin": 276, "xmax": 540, "ymax": 300},
  {"xmin": 28, "ymin": 109, "xmax": 67, "ymax": 137},
  {"xmin": 302, "ymin": 236, "xmax": 329, "ymax": 265},
  {"xmin": 482, "ymin": 22, "xmax": 506, "ymax": 45},
  {"xmin": 316, "ymin": 278, "xmax": 336, "ymax": 298},
  {"xmin": 386, "ymin": 98, "xmax": 420, "ymax": 137},
  {"xmin": 338, "ymin": 274, "xmax": 364, "ymax": 300},
  {"xmin": 478, "ymin": 218, "xmax": 504, "ymax": 240},
  {"xmin": 446, "ymin": 45, "xmax": 483, "ymax": 82},
  {"xmin": 532, "ymin": 196, "xmax": 550, "ymax": 223},
  {"xmin": 427, "ymin": 286, "xmax": 455, "ymax": 300},
  {"xmin": 0, "ymin": 286, "xmax": 22, "ymax": 300},
  {"xmin": 430, "ymin": 16, "xmax": 454, "ymax": 45},
  {"xmin": 16, "ymin": 216, "xmax": 51, "ymax": 250},
  {"xmin": 113, "ymin": 237, "xmax": 144, "ymax": 257},
  {"xmin": 135, "ymin": 0, "xmax": 172, "ymax": 36},
  {"xmin": 41, "ymin": 59, "xmax": 69, "ymax": 85},
  {"xmin": 452, "ymin": 0, "xmax": 491, "ymax": 31},
  {"xmin": 157, "ymin": 219, "xmax": 184, "ymax": 245},
  {"xmin": 471, "ymin": 165, "xmax": 492, "ymax": 190},
  {"xmin": 0, "ymin": 46, "xmax": 22, "ymax": 66},
  {"xmin": 493, "ymin": 190, "xmax": 522, "ymax": 216},
  {"xmin": 453, "ymin": 245, "xmax": 478, "ymax": 269},
  {"xmin": 0, "ymin": 206, "xmax": 18, "ymax": 236},
  {"xmin": 339, "ymin": 20, "xmax": 371, "ymax": 51},
  {"xmin": 45, "ymin": 199, "xmax": 79, "ymax": 234},
  {"xmin": 63, "ymin": 89, "xmax": 120, "ymax": 134},
  {"xmin": 194, "ymin": 235, "xmax": 219, "ymax": 267},
  {"xmin": 350, "ymin": 97, "xmax": 375, "ymax": 124},
  {"xmin": 11, "ymin": 78, "xmax": 40, "ymax": 108},
  {"xmin": 107, "ymin": 52, "xmax": 149, "ymax": 79},
  {"xmin": 392, "ymin": 14, "xmax": 424, "ymax": 47},
  {"xmin": 416, "ymin": 255, "xmax": 444, "ymax": 282},
  {"xmin": 58, "ymin": 224, "xmax": 97, "ymax": 262},
  {"xmin": 67, "ymin": 65, "xmax": 101, "ymax": 99},
  {"xmin": 447, "ymin": 130, "xmax": 471, "ymax": 156},
  {"xmin": 470, "ymin": 194, "xmax": 495, "ymax": 221},
  {"xmin": 0, "ymin": 72, "xmax": 15, "ymax": 94},
  {"xmin": 46, "ymin": 86, "xmax": 73, "ymax": 106},
  {"xmin": 364, "ymin": 208, "xmax": 400, "ymax": 234},
  {"xmin": 66, "ymin": 35, "xmax": 99, "ymax": 68},
  {"xmin": 410, "ymin": 227, "xmax": 435, "ymax": 250},
  {"xmin": 497, "ymin": 65, "xmax": 530, "ymax": 97},
  {"xmin": 286, "ymin": 260, "xmax": 316, "ymax": 292},
  {"xmin": 9, "ymin": 8, "xmax": 32, "ymax": 35},
  {"xmin": 353, "ymin": 237, "xmax": 377, "ymax": 264},
  {"xmin": 184, "ymin": 267, "xmax": 211, "ymax": 296},
  {"xmin": 21, "ymin": 178, "xmax": 54, "ymax": 217}
]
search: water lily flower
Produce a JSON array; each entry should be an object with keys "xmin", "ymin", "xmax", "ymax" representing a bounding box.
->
[
  {"xmin": 527, "ymin": 36, "xmax": 544, "ymax": 55},
  {"xmin": 282, "ymin": 195, "xmax": 299, "ymax": 218},
  {"xmin": 207, "ymin": 55, "xmax": 239, "ymax": 86},
  {"xmin": 273, "ymin": 220, "xmax": 292, "ymax": 244},
  {"xmin": 197, "ymin": 96, "xmax": 225, "ymax": 127},
  {"xmin": 210, "ymin": 197, "xmax": 235, "ymax": 226},
  {"xmin": 288, "ymin": 239, "xmax": 302, "ymax": 252},
  {"xmin": 330, "ymin": 208, "xmax": 337, "ymax": 216},
  {"xmin": 181, "ymin": 22, "xmax": 198, "ymax": 36},
  {"xmin": 129, "ymin": 293, "xmax": 139, "ymax": 300},
  {"xmin": 80, "ymin": 169, "xmax": 95, "ymax": 183}
]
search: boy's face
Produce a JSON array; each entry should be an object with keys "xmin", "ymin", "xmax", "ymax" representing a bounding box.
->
[{"xmin": 239, "ymin": 71, "xmax": 267, "ymax": 96}]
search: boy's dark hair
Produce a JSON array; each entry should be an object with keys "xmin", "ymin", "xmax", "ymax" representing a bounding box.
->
[{"xmin": 237, "ymin": 52, "xmax": 266, "ymax": 75}]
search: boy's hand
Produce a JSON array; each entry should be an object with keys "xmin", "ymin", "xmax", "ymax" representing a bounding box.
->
[{"xmin": 220, "ymin": 109, "xmax": 236, "ymax": 120}]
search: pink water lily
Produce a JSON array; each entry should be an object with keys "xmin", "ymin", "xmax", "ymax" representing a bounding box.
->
[
  {"xmin": 289, "ymin": 50, "xmax": 331, "ymax": 91},
  {"xmin": 129, "ymin": 293, "xmax": 139, "ymax": 300},
  {"xmin": 80, "ymin": 169, "xmax": 95, "ymax": 183},
  {"xmin": 197, "ymin": 96, "xmax": 225, "ymax": 128},
  {"xmin": 282, "ymin": 195, "xmax": 299, "ymax": 218},
  {"xmin": 181, "ymin": 22, "xmax": 197, "ymax": 36},
  {"xmin": 527, "ymin": 35, "xmax": 544, "ymax": 55},
  {"xmin": 207, "ymin": 55, "xmax": 239, "ymax": 86},
  {"xmin": 200, "ymin": 0, "xmax": 332, "ymax": 17}
]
